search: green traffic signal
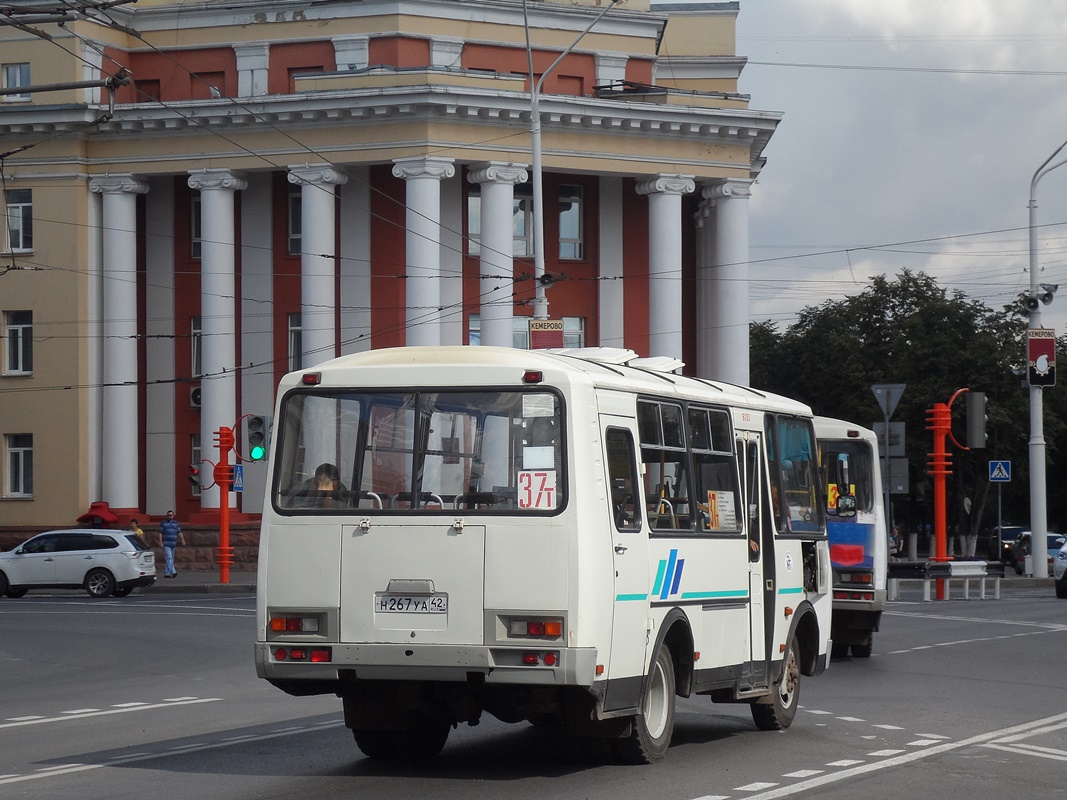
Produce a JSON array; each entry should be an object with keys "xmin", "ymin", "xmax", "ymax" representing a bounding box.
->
[{"xmin": 247, "ymin": 415, "xmax": 271, "ymax": 461}]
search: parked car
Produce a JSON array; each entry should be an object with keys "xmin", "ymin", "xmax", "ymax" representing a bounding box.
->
[
  {"xmin": 1054, "ymin": 546, "xmax": 1067, "ymax": 598},
  {"xmin": 0, "ymin": 529, "xmax": 156, "ymax": 598},
  {"xmin": 1008, "ymin": 531, "xmax": 1066, "ymax": 576}
]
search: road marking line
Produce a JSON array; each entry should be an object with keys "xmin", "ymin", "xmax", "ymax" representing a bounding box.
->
[
  {"xmin": 985, "ymin": 742, "xmax": 1067, "ymax": 761},
  {"xmin": 721, "ymin": 711, "xmax": 1067, "ymax": 800},
  {"xmin": 735, "ymin": 782, "xmax": 778, "ymax": 791},
  {"xmin": 872, "ymin": 724, "xmax": 905, "ymax": 730},
  {"xmin": 836, "ymin": 716, "xmax": 865, "ymax": 722},
  {"xmin": 4, "ymin": 716, "xmax": 44, "ymax": 722},
  {"xmin": 782, "ymin": 770, "xmax": 823, "ymax": 778},
  {"xmin": 826, "ymin": 759, "xmax": 864, "ymax": 767},
  {"xmin": 909, "ymin": 739, "xmax": 944, "ymax": 746},
  {"xmin": 0, "ymin": 698, "xmax": 220, "ymax": 729},
  {"xmin": 867, "ymin": 749, "xmax": 905, "ymax": 756},
  {"xmin": 61, "ymin": 709, "xmax": 99, "ymax": 715}
]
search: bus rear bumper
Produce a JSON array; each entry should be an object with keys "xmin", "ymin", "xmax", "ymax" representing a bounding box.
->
[{"xmin": 255, "ymin": 642, "xmax": 600, "ymax": 687}]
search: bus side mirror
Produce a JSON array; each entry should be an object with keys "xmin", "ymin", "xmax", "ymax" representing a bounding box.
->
[{"xmin": 835, "ymin": 494, "xmax": 857, "ymax": 517}]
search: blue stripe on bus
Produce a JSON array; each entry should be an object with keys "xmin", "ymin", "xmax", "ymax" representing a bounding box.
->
[
  {"xmin": 659, "ymin": 549, "xmax": 678, "ymax": 600},
  {"xmin": 680, "ymin": 589, "xmax": 748, "ymax": 599},
  {"xmin": 616, "ymin": 593, "xmax": 649, "ymax": 601},
  {"xmin": 651, "ymin": 560, "xmax": 667, "ymax": 596},
  {"xmin": 778, "ymin": 586, "xmax": 804, "ymax": 595},
  {"xmin": 670, "ymin": 558, "xmax": 685, "ymax": 595}
]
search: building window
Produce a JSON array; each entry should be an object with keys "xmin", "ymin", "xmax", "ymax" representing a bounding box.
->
[
  {"xmin": 466, "ymin": 184, "xmax": 534, "ymax": 258},
  {"xmin": 190, "ymin": 433, "xmax": 201, "ymax": 497},
  {"xmin": 191, "ymin": 191, "xmax": 202, "ymax": 259},
  {"xmin": 4, "ymin": 188, "xmax": 32, "ymax": 252},
  {"xmin": 3, "ymin": 310, "xmax": 32, "ymax": 375},
  {"xmin": 288, "ymin": 312, "xmax": 302, "ymax": 371},
  {"xmin": 288, "ymin": 188, "xmax": 302, "ymax": 256},
  {"xmin": 2, "ymin": 62, "xmax": 31, "ymax": 102},
  {"xmin": 5, "ymin": 433, "xmax": 33, "ymax": 496},
  {"xmin": 468, "ymin": 315, "xmax": 585, "ymax": 349},
  {"xmin": 563, "ymin": 316, "xmax": 585, "ymax": 348},
  {"xmin": 191, "ymin": 316, "xmax": 202, "ymax": 378},
  {"xmin": 559, "ymin": 185, "xmax": 583, "ymax": 260}
]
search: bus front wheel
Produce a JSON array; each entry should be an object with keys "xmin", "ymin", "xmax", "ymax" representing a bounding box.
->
[
  {"xmin": 615, "ymin": 643, "xmax": 675, "ymax": 764},
  {"xmin": 751, "ymin": 635, "xmax": 800, "ymax": 731}
]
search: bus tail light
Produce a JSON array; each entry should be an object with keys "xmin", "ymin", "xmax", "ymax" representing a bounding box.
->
[
  {"xmin": 273, "ymin": 646, "xmax": 332, "ymax": 663},
  {"xmin": 520, "ymin": 651, "xmax": 559, "ymax": 667},
  {"xmin": 508, "ymin": 618, "xmax": 563, "ymax": 638},
  {"xmin": 269, "ymin": 615, "xmax": 320, "ymax": 633}
]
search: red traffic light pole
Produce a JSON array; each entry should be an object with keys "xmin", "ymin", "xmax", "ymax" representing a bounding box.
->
[
  {"xmin": 213, "ymin": 426, "xmax": 235, "ymax": 585},
  {"xmin": 925, "ymin": 388, "xmax": 971, "ymax": 599}
]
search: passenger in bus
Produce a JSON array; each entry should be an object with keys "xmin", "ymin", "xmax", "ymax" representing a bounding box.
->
[{"xmin": 291, "ymin": 463, "xmax": 347, "ymax": 508}]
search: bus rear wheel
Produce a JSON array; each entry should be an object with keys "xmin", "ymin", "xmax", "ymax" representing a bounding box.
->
[
  {"xmin": 752, "ymin": 635, "xmax": 800, "ymax": 731},
  {"xmin": 352, "ymin": 713, "xmax": 450, "ymax": 760},
  {"xmin": 615, "ymin": 643, "xmax": 675, "ymax": 764}
]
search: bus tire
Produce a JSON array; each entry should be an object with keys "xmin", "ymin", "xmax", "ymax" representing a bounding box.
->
[
  {"xmin": 352, "ymin": 729, "xmax": 398, "ymax": 759},
  {"xmin": 851, "ymin": 642, "xmax": 872, "ymax": 658},
  {"xmin": 751, "ymin": 635, "xmax": 800, "ymax": 731},
  {"xmin": 615, "ymin": 642, "xmax": 675, "ymax": 764}
]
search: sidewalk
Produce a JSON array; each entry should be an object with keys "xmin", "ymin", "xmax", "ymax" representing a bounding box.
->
[{"xmin": 140, "ymin": 569, "xmax": 257, "ymax": 594}]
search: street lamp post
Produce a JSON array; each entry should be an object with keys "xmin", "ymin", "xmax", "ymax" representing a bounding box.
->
[
  {"xmin": 1026, "ymin": 138, "xmax": 1067, "ymax": 578},
  {"xmin": 523, "ymin": 0, "xmax": 620, "ymax": 319}
]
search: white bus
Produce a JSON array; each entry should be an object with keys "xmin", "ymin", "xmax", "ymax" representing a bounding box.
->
[
  {"xmin": 814, "ymin": 417, "xmax": 887, "ymax": 659},
  {"xmin": 255, "ymin": 346, "xmax": 832, "ymax": 763}
]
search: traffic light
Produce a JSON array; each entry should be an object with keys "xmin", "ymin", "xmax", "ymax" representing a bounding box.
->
[
  {"xmin": 966, "ymin": 391, "xmax": 987, "ymax": 449},
  {"xmin": 247, "ymin": 415, "xmax": 272, "ymax": 461},
  {"xmin": 188, "ymin": 464, "xmax": 201, "ymax": 490}
]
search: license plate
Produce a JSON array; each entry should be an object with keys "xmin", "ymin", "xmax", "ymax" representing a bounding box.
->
[{"xmin": 374, "ymin": 594, "xmax": 448, "ymax": 613}]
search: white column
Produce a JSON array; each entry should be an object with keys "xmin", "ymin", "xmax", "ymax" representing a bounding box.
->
[
  {"xmin": 703, "ymin": 178, "xmax": 753, "ymax": 386},
  {"xmin": 636, "ymin": 174, "xmax": 695, "ymax": 362},
  {"xmin": 598, "ymin": 176, "xmax": 625, "ymax": 348},
  {"xmin": 188, "ymin": 168, "xmax": 246, "ymax": 511},
  {"xmin": 392, "ymin": 156, "xmax": 455, "ymax": 347},
  {"xmin": 467, "ymin": 162, "xmax": 528, "ymax": 348},
  {"xmin": 289, "ymin": 164, "xmax": 348, "ymax": 368},
  {"xmin": 89, "ymin": 174, "xmax": 148, "ymax": 512},
  {"xmin": 339, "ymin": 166, "xmax": 372, "ymax": 354},
  {"xmin": 694, "ymin": 197, "xmax": 715, "ymax": 378}
]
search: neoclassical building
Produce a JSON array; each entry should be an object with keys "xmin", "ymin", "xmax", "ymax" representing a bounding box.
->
[{"xmin": 0, "ymin": 0, "xmax": 778, "ymax": 527}]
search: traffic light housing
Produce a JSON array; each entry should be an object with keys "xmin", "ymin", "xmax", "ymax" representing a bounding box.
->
[
  {"xmin": 188, "ymin": 464, "xmax": 201, "ymax": 490},
  {"xmin": 247, "ymin": 415, "xmax": 272, "ymax": 461},
  {"xmin": 966, "ymin": 391, "xmax": 987, "ymax": 449}
]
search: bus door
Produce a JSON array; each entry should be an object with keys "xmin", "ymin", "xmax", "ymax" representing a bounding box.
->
[
  {"xmin": 600, "ymin": 416, "xmax": 650, "ymax": 712},
  {"xmin": 741, "ymin": 435, "xmax": 769, "ymax": 687}
]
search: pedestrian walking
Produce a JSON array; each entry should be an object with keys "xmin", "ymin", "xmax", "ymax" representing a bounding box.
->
[{"xmin": 157, "ymin": 510, "xmax": 185, "ymax": 578}]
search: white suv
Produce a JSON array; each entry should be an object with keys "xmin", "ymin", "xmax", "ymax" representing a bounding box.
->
[
  {"xmin": 0, "ymin": 529, "xmax": 156, "ymax": 598},
  {"xmin": 1055, "ymin": 545, "xmax": 1067, "ymax": 598}
]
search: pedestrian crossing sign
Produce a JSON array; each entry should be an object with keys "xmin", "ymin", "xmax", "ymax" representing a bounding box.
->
[
  {"xmin": 233, "ymin": 464, "xmax": 245, "ymax": 492},
  {"xmin": 989, "ymin": 460, "xmax": 1010, "ymax": 482}
]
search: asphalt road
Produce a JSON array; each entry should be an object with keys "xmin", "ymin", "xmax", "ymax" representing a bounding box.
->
[{"xmin": 1, "ymin": 585, "xmax": 1064, "ymax": 800}]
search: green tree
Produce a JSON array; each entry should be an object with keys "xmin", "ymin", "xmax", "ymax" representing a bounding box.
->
[{"xmin": 750, "ymin": 270, "xmax": 1051, "ymax": 545}]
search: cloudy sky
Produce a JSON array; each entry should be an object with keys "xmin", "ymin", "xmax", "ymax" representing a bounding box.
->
[{"xmin": 718, "ymin": 0, "xmax": 1067, "ymax": 334}]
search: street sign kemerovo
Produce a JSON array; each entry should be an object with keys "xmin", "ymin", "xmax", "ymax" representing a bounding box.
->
[{"xmin": 1028, "ymin": 328, "xmax": 1056, "ymax": 386}]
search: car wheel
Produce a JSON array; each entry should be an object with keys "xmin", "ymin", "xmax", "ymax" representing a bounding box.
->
[
  {"xmin": 752, "ymin": 635, "xmax": 801, "ymax": 732},
  {"xmin": 112, "ymin": 587, "xmax": 133, "ymax": 598},
  {"xmin": 615, "ymin": 642, "xmax": 676, "ymax": 764},
  {"xmin": 0, "ymin": 571, "xmax": 7, "ymax": 597},
  {"xmin": 1056, "ymin": 579, "xmax": 1067, "ymax": 599},
  {"xmin": 5, "ymin": 587, "xmax": 29, "ymax": 598},
  {"xmin": 84, "ymin": 568, "xmax": 115, "ymax": 598}
]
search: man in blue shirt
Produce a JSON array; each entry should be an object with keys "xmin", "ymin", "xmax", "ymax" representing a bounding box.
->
[{"xmin": 157, "ymin": 510, "xmax": 186, "ymax": 578}]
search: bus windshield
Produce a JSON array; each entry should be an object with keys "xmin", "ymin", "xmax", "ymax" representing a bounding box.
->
[{"xmin": 274, "ymin": 389, "xmax": 564, "ymax": 513}]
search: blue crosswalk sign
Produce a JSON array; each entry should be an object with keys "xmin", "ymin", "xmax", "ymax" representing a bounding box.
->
[
  {"xmin": 233, "ymin": 464, "xmax": 245, "ymax": 493},
  {"xmin": 989, "ymin": 460, "xmax": 1010, "ymax": 482}
]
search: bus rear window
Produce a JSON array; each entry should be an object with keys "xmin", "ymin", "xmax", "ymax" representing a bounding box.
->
[{"xmin": 274, "ymin": 389, "xmax": 564, "ymax": 513}]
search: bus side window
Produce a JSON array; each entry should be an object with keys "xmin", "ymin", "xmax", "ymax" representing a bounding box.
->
[{"xmin": 605, "ymin": 428, "xmax": 641, "ymax": 531}]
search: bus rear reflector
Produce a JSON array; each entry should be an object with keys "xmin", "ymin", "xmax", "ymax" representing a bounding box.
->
[
  {"xmin": 272, "ymin": 646, "xmax": 332, "ymax": 663},
  {"xmin": 523, "ymin": 370, "xmax": 543, "ymax": 384}
]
